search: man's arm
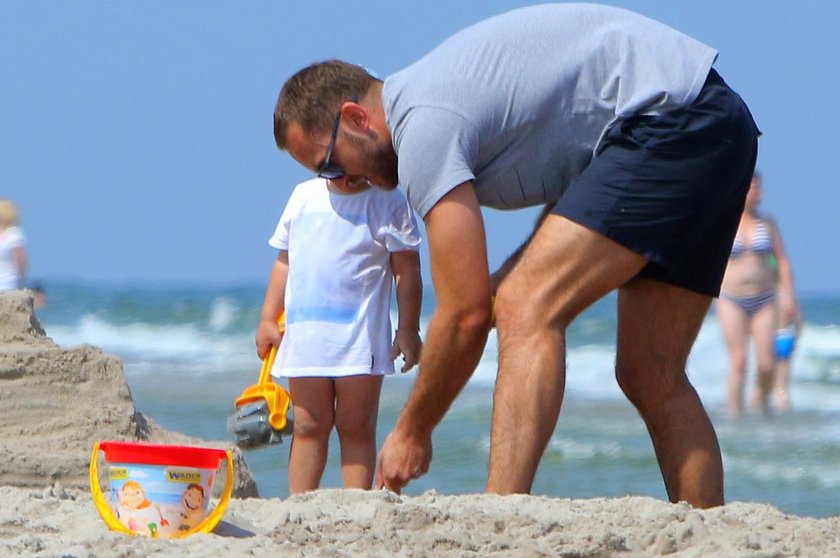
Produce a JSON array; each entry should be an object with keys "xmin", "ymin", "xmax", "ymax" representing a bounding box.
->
[
  {"xmin": 489, "ymin": 202, "xmax": 556, "ymax": 293},
  {"xmin": 376, "ymin": 182, "xmax": 491, "ymax": 492},
  {"xmin": 390, "ymin": 250, "xmax": 423, "ymax": 372}
]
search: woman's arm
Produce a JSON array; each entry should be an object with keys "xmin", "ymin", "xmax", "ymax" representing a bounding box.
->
[{"xmin": 768, "ymin": 217, "xmax": 799, "ymax": 323}]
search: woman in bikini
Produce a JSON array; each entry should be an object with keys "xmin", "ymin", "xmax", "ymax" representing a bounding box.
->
[{"xmin": 717, "ymin": 172, "xmax": 799, "ymax": 416}]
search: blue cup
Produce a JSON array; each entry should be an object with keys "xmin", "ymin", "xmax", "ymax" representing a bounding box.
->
[{"xmin": 775, "ymin": 329, "xmax": 796, "ymax": 359}]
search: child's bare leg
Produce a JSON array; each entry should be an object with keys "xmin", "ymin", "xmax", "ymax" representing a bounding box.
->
[
  {"xmin": 287, "ymin": 377, "xmax": 335, "ymax": 493},
  {"xmin": 334, "ymin": 375, "xmax": 384, "ymax": 489}
]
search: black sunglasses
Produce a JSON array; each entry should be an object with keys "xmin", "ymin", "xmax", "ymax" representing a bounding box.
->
[{"xmin": 317, "ymin": 96, "xmax": 358, "ymax": 180}]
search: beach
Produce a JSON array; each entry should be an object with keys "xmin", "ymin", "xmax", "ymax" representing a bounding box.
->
[
  {"xmin": 4, "ymin": 484, "xmax": 840, "ymax": 557},
  {"xmin": 3, "ymin": 288, "xmax": 840, "ymax": 556}
]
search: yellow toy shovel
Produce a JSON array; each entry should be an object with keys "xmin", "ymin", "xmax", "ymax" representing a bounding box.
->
[{"xmin": 227, "ymin": 316, "xmax": 293, "ymax": 449}]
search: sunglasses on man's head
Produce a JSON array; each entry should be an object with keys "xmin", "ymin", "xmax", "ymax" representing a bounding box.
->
[{"xmin": 317, "ymin": 96, "xmax": 358, "ymax": 180}]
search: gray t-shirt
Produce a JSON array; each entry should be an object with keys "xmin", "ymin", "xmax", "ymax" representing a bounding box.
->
[{"xmin": 382, "ymin": 3, "xmax": 718, "ymax": 217}]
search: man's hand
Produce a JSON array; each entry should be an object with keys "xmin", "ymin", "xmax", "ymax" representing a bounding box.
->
[
  {"xmin": 374, "ymin": 426, "xmax": 432, "ymax": 493},
  {"xmin": 390, "ymin": 329, "xmax": 422, "ymax": 372}
]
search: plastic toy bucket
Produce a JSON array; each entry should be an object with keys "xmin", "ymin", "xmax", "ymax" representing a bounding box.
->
[
  {"xmin": 775, "ymin": 329, "xmax": 796, "ymax": 359},
  {"xmin": 90, "ymin": 441, "xmax": 233, "ymax": 539}
]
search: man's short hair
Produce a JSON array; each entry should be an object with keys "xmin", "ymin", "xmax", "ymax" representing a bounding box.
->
[{"xmin": 274, "ymin": 60, "xmax": 379, "ymax": 150}]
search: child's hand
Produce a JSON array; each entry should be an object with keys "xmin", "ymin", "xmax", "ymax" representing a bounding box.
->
[
  {"xmin": 391, "ymin": 329, "xmax": 422, "ymax": 373},
  {"xmin": 255, "ymin": 317, "xmax": 284, "ymax": 359}
]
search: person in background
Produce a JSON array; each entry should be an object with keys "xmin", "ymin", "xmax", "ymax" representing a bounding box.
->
[
  {"xmin": 717, "ymin": 172, "xmax": 799, "ymax": 416},
  {"xmin": 30, "ymin": 282, "xmax": 47, "ymax": 309},
  {"xmin": 0, "ymin": 200, "xmax": 26, "ymax": 292},
  {"xmin": 255, "ymin": 176, "xmax": 423, "ymax": 494}
]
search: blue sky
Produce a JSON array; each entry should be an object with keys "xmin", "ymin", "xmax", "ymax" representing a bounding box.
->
[{"xmin": 3, "ymin": 1, "xmax": 839, "ymax": 293}]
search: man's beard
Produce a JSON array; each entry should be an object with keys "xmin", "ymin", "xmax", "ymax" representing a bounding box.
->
[{"xmin": 349, "ymin": 132, "xmax": 399, "ymax": 189}]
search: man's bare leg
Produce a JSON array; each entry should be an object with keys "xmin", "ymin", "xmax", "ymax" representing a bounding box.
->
[
  {"xmin": 487, "ymin": 216, "xmax": 645, "ymax": 493},
  {"xmin": 616, "ymin": 278, "xmax": 723, "ymax": 507}
]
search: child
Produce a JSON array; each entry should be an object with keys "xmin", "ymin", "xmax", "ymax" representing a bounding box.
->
[{"xmin": 255, "ymin": 176, "xmax": 422, "ymax": 493}]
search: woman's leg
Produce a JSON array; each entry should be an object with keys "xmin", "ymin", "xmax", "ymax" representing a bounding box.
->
[
  {"xmin": 716, "ymin": 297, "xmax": 749, "ymax": 417},
  {"xmin": 334, "ymin": 375, "xmax": 384, "ymax": 489},
  {"xmin": 749, "ymin": 299, "xmax": 778, "ymax": 415},
  {"xmin": 287, "ymin": 377, "xmax": 335, "ymax": 493}
]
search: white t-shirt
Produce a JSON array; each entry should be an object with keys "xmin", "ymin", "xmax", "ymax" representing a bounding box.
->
[
  {"xmin": 0, "ymin": 226, "xmax": 25, "ymax": 291},
  {"xmin": 269, "ymin": 178, "xmax": 421, "ymax": 378}
]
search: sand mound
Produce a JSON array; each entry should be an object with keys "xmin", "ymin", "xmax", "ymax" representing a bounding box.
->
[{"xmin": 0, "ymin": 291, "xmax": 256, "ymax": 498}]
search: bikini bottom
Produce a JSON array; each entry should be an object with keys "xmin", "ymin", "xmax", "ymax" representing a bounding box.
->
[{"xmin": 719, "ymin": 290, "xmax": 776, "ymax": 317}]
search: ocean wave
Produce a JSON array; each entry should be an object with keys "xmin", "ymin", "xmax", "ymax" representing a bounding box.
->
[
  {"xmin": 47, "ymin": 313, "xmax": 255, "ymax": 368},
  {"xmin": 37, "ymin": 287, "xmax": 840, "ymax": 414}
]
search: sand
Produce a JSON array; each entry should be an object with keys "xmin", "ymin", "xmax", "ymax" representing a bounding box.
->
[
  {"xmin": 2, "ymin": 290, "xmax": 839, "ymax": 557},
  {"xmin": 0, "ymin": 291, "xmax": 257, "ymax": 498}
]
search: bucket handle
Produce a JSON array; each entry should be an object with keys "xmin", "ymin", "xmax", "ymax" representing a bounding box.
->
[{"xmin": 89, "ymin": 442, "xmax": 234, "ymax": 538}]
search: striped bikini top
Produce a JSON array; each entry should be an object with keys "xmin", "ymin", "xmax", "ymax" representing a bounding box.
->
[{"xmin": 731, "ymin": 219, "xmax": 773, "ymax": 257}]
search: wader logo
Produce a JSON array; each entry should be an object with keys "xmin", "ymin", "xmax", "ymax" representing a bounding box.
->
[
  {"xmin": 109, "ymin": 467, "xmax": 128, "ymax": 480},
  {"xmin": 166, "ymin": 469, "xmax": 202, "ymax": 483}
]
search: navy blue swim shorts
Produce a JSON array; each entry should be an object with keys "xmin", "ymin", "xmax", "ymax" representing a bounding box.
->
[{"xmin": 553, "ymin": 69, "xmax": 760, "ymax": 297}]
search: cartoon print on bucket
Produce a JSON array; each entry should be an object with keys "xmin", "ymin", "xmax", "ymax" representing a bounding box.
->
[{"xmin": 90, "ymin": 441, "xmax": 232, "ymax": 539}]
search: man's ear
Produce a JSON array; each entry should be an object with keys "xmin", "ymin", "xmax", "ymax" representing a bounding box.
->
[{"xmin": 341, "ymin": 101, "xmax": 369, "ymax": 132}]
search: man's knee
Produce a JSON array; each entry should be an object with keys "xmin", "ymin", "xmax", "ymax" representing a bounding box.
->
[
  {"xmin": 495, "ymin": 278, "xmax": 573, "ymax": 333},
  {"xmin": 615, "ymin": 360, "xmax": 690, "ymax": 412},
  {"xmin": 494, "ymin": 282, "xmax": 526, "ymax": 331}
]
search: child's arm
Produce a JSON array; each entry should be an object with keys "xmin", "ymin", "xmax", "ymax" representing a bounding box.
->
[
  {"xmin": 390, "ymin": 250, "xmax": 423, "ymax": 372},
  {"xmin": 256, "ymin": 250, "xmax": 289, "ymax": 359}
]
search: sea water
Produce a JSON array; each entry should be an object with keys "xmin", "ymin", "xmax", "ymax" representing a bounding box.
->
[{"xmin": 36, "ymin": 280, "xmax": 840, "ymax": 518}]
